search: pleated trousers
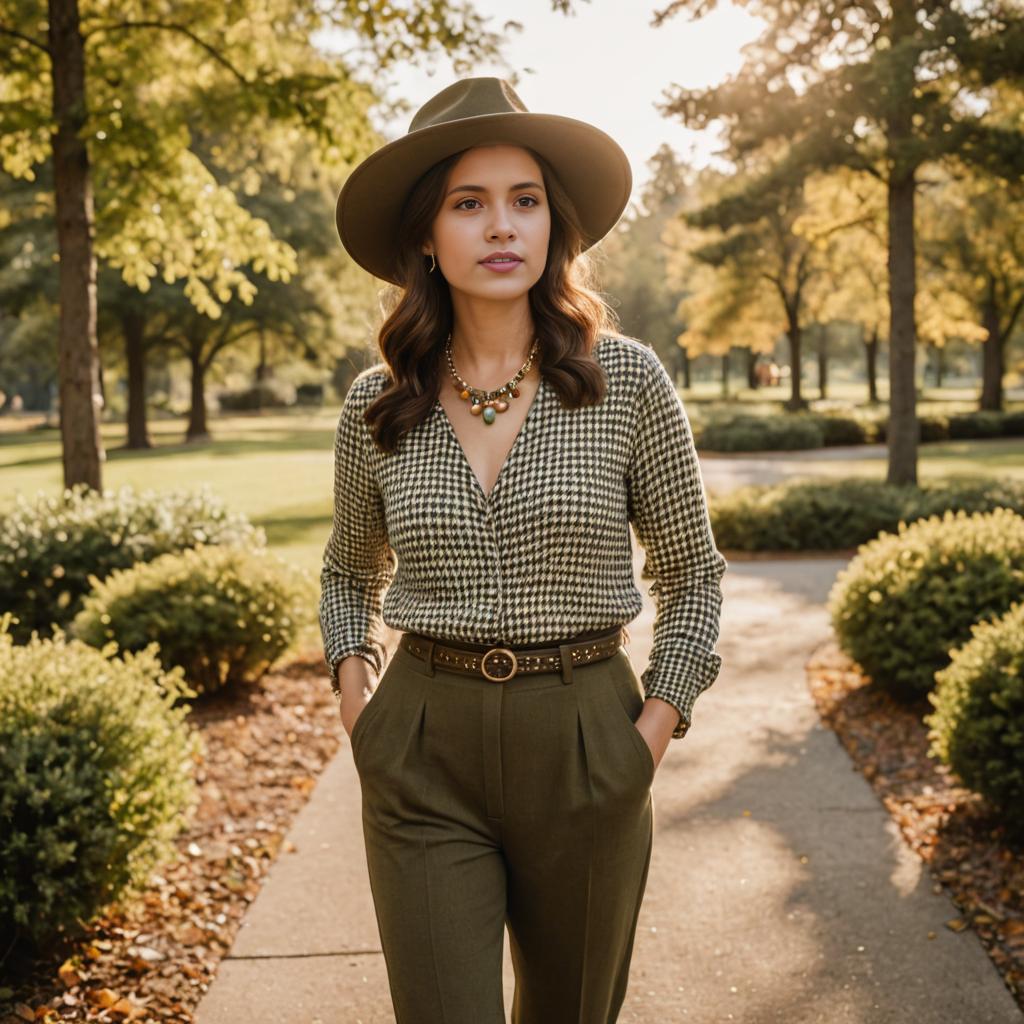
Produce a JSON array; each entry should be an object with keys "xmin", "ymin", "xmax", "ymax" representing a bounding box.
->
[{"xmin": 349, "ymin": 635, "xmax": 656, "ymax": 1024}]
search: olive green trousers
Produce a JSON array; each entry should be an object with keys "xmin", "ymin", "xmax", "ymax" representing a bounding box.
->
[{"xmin": 350, "ymin": 635, "xmax": 656, "ymax": 1024}]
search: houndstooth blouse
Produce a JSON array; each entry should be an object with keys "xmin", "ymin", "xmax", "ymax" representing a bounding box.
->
[{"xmin": 318, "ymin": 332, "xmax": 727, "ymax": 738}]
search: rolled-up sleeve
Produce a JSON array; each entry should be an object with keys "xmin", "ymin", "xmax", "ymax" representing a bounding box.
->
[
  {"xmin": 319, "ymin": 373, "xmax": 396, "ymax": 693},
  {"xmin": 626, "ymin": 349, "xmax": 727, "ymax": 736}
]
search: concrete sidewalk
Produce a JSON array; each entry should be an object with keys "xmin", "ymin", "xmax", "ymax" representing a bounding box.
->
[{"xmin": 195, "ymin": 555, "xmax": 1023, "ymax": 1024}]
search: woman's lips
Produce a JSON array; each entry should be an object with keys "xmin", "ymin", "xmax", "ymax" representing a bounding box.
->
[{"xmin": 479, "ymin": 257, "xmax": 523, "ymax": 273}]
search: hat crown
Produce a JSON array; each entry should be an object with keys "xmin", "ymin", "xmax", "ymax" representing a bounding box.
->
[{"xmin": 408, "ymin": 77, "xmax": 530, "ymax": 134}]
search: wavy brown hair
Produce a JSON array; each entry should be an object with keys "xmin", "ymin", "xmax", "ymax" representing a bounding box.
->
[{"xmin": 362, "ymin": 144, "xmax": 622, "ymax": 454}]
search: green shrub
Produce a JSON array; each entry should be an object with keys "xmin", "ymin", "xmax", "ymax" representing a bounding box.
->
[
  {"xmin": 295, "ymin": 383, "xmax": 325, "ymax": 406},
  {"xmin": 70, "ymin": 544, "xmax": 317, "ymax": 696},
  {"xmin": 1003, "ymin": 410, "xmax": 1024, "ymax": 437},
  {"xmin": 697, "ymin": 413, "xmax": 825, "ymax": 451},
  {"xmin": 873, "ymin": 413, "xmax": 951, "ymax": 443},
  {"xmin": 0, "ymin": 483, "xmax": 265, "ymax": 646},
  {"xmin": 827, "ymin": 508, "xmax": 1024, "ymax": 701},
  {"xmin": 818, "ymin": 415, "xmax": 869, "ymax": 446},
  {"xmin": 919, "ymin": 413, "xmax": 952, "ymax": 442},
  {"xmin": 947, "ymin": 411, "xmax": 1006, "ymax": 439},
  {"xmin": 913, "ymin": 476, "xmax": 1024, "ymax": 519},
  {"xmin": 0, "ymin": 613, "xmax": 201, "ymax": 956},
  {"xmin": 925, "ymin": 602, "xmax": 1024, "ymax": 826},
  {"xmin": 710, "ymin": 477, "xmax": 911, "ymax": 551},
  {"xmin": 693, "ymin": 407, "xmax": 1023, "ymax": 452},
  {"xmin": 709, "ymin": 474, "xmax": 1024, "ymax": 552}
]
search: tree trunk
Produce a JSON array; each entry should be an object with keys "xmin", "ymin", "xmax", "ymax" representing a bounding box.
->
[
  {"xmin": 49, "ymin": 0, "xmax": 104, "ymax": 491},
  {"xmin": 933, "ymin": 344, "xmax": 945, "ymax": 389},
  {"xmin": 746, "ymin": 348, "xmax": 759, "ymax": 389},
  {"xmin": 979, "ymin": 298, "xmax": 1003, "ymax": 411},
  {"xmin": 255, "ymin": 326, "xmax": 269, "ymax": 383},
  {"xmin": 817, "ymin": 325, "xmax": 828, "ymax": 400},
  {"xmin": 682, "ymin": 347, "xmax": 691, "ymax": 389},
  {"xmin": 123, "ymin": 311, "xmax": 152, "ymax": 449},
  {"xmin": 720, "ymin": 351, "xmax": 730, "ymax": 397},
  {"xmin": 886, "ymin": 169, "xmax": 919, "ymax": 484},
  {"xmin": 865, "ymin": 326, "xmax": 879, "ymax": 405},
  {"xmin": 885, "ymin": 5, "xmax": 919, "ymax": 485},
  {"xmin": 186, "ymin": 346, "xmax": 209, "ymax": 441},
  {"xmin": 784, "ymin": 310, "xmax": 807, "ymax": 411}
]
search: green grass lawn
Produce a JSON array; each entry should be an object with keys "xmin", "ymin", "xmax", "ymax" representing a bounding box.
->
[{"xmin": 0, "ymin": 411, "xmax": 341, "ymax": 652}]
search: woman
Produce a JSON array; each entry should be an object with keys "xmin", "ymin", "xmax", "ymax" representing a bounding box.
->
[{"xmin": 319, "ymin": 76, "xmax": 727, "ymax": 1024}]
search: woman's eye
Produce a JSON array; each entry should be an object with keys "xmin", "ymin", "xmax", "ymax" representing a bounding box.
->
[{"xmin": 455, "ymin": 196, "xmax": 538, "ymax": 210}]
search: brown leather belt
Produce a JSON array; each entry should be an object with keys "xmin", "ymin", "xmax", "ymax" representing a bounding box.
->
[{"xmin": 400, "ymin": 625, "xmax": 628, "ymax": 682}]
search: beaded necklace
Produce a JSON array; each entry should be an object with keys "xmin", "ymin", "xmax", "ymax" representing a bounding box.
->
[{"xmin": 443, "ymin": 332, "xmax": 540, "ymax": 426}]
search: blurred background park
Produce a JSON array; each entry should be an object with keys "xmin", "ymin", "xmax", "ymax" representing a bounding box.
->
[
  {"xmin": 3, "ymin": 0, "xmax": 1024, "ymax": 553},
  {"xmin": 2, "ymin": 0, "xmax": 1024, "ymax": 1020}
]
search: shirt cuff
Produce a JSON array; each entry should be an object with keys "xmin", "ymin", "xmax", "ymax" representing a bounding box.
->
[
  {"xmin": 327, "ymin": 644, "xmax": 384, "ymax": 697},
  {"xmin": 644, "ymin": 693, "xmax": 692, "ymax": 738},
  {"xmin": 642, "ymin": 646, "xmax": 722, "ymax": 738}
]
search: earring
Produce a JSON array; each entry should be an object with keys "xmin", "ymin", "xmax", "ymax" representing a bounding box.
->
[{"xmin": 427, "ymin": 251, "xmax": 437, "ymax": 273}]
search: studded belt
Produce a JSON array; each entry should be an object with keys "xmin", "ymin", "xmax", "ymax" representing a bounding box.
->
[{"xmin": 400, "ymin": 625, "xmax": 628, "ymax": 682}]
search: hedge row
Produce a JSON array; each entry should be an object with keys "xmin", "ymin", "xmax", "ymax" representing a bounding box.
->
[
  {"xmin": 708, "ymin": 475, "xmax": 1024, "ymax": 552},
  {"xmin": 693, "ymin": 408, "xmax": 1024, "ymax": 452},
  {"xmin": 0, "ymin": 482, "xmax": 265, "ymax": 645}
]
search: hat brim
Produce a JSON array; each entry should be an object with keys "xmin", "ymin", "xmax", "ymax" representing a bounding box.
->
[{"xmin": 335, "ymin": 111, "xmax": 632, "ymax": 285}]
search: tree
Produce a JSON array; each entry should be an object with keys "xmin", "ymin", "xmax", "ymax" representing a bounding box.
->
[
  {"xmin": 671, "ymin": 156, "xmax": 870, "ymax": 409},
  {"xmin": 918, "ymin": 156, "xmax": 1024, "ymax": 411},
  {"xmin": 652, "ymin": 0, "xmax": 1024, "ymax": 484},
  {"xmin": 96, "ymin": 118, "xmax": 380, "ymax": 447},
  {"xmin": 0, "ymin": 0, "xmax": 508, "ymax": 491},
  {"xmin": 598, "ymin": 144, "xmax": 694, "ymax": 384}
]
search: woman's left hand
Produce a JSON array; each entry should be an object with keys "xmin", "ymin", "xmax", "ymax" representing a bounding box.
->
[{"xmin": 635, "ymin": 697, "xmax": 680, "ymax": 773}]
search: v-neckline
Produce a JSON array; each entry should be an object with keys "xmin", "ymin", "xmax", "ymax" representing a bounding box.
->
[{"xmin": 434, "ymin": 375, "xmax": 547, "ymax": 503}]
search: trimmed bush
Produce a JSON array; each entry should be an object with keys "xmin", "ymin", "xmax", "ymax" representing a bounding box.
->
[
  {"xmin": 694, "ymin": 407, "xmax": 1024, "ymax": 451},
  {"xmin": 709, "ymin": 474, "xmax": 1024, "ymax": 552},
  {"xmin": 827, "ymin": 508, "xmax": 1024, "ymax": 701},
  {"xmin": 947, "ymin": 411, "xmax": 1005, "ymax": 439},
  {"xmin": 697, "ymin": 414, "xmax": 824, "ymax": 451},
  {"xmin": 1003, "ymin": 410, "xmax": 1024, "ymax": 437},
  {"xmin": 872, "ymin": 413, "xmax": 951, "ymax": 443},
  {"xmin": 295, "ymin": 383, "xmax": 324, "ymax": 406},
  {"xmin": 919, "ymin": 413, "xmax": 952, "ymax": 443},
  {"xmin": 0, "ymin": 613, "xmax": 201, "ymax": 956},
  {"xmin": 70, "ymin": 544, "xmax": 317, "ymax": 696},
  {"xmin": 925, "ymin": 602, "xmax": 1024, "ymax": 825},
  {"xmin": 0, "ymin": 483, "xmax": 265, "ymax": 646},
  {"xmin": 913, "ymin": 476, "xmax": 1024, "ymax": 519},
  {"xmin": 818, "ymin": 415, "xmax": 869, "ymax": 446},
  {"xmin": 711, "ymin": 477, "xmax": 909, "ymax": 551}
]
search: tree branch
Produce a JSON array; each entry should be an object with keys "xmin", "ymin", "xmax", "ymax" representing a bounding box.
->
[
  {"xmin": 82, "ymin": 20, "xmax": 249, "ymax": 85},
  {"xmin": 0, "ymin": 23, "xmax": 49, "ymax": 55}
]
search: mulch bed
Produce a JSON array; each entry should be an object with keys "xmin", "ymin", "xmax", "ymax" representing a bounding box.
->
[
  {"xmin": 806, "ymin": 639, "xmax": 1024, "ymax": 1013},
  {"xmin": 0, "ymin": 651, "xmax": 343, "ymax": 1023}
]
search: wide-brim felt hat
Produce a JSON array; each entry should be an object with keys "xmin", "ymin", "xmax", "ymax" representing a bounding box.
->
[{"xmin": 335, "ymin": 76, "xmax": 633, "ymax": 286}]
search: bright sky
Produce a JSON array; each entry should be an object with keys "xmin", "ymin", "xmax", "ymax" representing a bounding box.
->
[{"xmin": 317, "ymin": 0, "xmax": 765, "ymax": 209}]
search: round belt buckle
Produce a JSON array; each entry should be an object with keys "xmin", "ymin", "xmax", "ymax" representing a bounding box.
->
[{"xmin": 480, "ymin": 647, "xmax": 518, "ymax": 682}]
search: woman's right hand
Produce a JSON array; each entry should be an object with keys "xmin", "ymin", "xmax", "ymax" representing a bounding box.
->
[{"xmin": 334, "ymin": 655, "xmax": 379, "ymax": 742}]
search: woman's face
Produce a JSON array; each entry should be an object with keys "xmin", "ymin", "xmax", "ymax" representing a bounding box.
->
[{"xmin": 423, "ymin": 144, "xmax": 551, "ymax": 302}]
